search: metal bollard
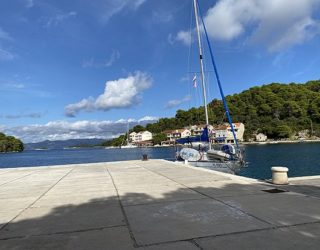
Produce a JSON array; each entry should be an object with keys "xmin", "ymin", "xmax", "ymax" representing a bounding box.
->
[
  {"xmin": 271, "ymin": 166, "xmax": 289, "ymax": 185},
  {"xmin": 142, "ymin": 154, "xmax": 148, "ymax": 161}
]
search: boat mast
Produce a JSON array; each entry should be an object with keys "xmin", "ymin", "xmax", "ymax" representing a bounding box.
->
[
  {"xmin": 127, "ymin": 123, "xmax": 130, "ymax": 145},
  {"xmin": 193, "ymin": 0, "xmax": 211, "ymax": 149}
]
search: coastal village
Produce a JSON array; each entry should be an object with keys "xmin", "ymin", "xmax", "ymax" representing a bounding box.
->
[
  {"xmin": 129, "ymin": 123, "xmax": 245, "ymax": 147},
  {"xmin": 127, "ymin": 122, "xmax": 319, "ymax": 147}
]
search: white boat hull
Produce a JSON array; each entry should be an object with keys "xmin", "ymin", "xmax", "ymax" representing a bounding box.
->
[
  {"xmin": 206, "ymin": 149, "xmax": 231, "ymax": 162},
  {"xmin": 177, "ymin": 149, "xmax": 242, "ymax": 174},
  {"xmin": 177, "ymin": 160, "xmax": 241, "ymax": 174},
  {"xmin": 121, "ymin": 144, "xmax": 137, "ymax": 148}
]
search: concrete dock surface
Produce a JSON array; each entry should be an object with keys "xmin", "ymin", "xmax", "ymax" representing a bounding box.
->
[{"xmin": 0, "ymin": 159, "xmax": 319, "ymax": 249}]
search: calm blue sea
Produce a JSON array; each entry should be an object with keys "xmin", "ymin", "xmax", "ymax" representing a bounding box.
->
[{"xmin": 1, "ymin": 142, "xmax": 320, "ymax": 180}]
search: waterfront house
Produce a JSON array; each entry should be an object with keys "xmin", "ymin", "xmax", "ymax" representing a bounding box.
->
[
  {"xmin": 189, "ymin": 124, "xmax": 214, "ymax": 136},
  {"xmin": 256, "ymin": 133, "xmax": 267, "ymax": 142},
  {"xmin": 226, "ymin": 123, "xmax": 245, "ymax": 142},
  {"xmin": 136, "ymin": 131, "xmax": 153, "ymax": 142},
  {"xmin": 163, "ymin": 129, "xmax": 191, "ymax": 142},
  {"xmin": 212, "ymin": 124, "xmax": 228, "ymax": 143},
  {"xmin": 130, "ymin": 131, "xmax": 153, "ymax": 142},
  {"xmin": 129, "ymin": 132, "xmax": 137, "ymax": 142},
  {"xmin": 212, "ymin": 123, "xmax": 245, "ymax": 143}
]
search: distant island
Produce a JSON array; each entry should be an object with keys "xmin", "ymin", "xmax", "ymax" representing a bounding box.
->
[
  {"xmin": 24, "ymin": 138, "xmax": 106, "ymax": 151},
  {"xmin": 0, "ymin": 132, "xmax": 24, "ymax": 153}
]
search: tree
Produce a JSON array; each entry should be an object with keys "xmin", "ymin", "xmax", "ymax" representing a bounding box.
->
[
  {"xmin": 111, "ymin": 135, "xmax": 126, "ymax": 147},
  {"xmin": 132, "ymin": 125, "xmax": 145, "ymax": 133},
  {"xmin": 275, "ymin": 125, "xmax": 292, "ymax": 139},
  {"xmin": 0, "ymin": 132, "xmax": 24, "ymax": 152},
  {"xmin": 152, "ymin": 133, "xmax": 167, "ymax": 145}
]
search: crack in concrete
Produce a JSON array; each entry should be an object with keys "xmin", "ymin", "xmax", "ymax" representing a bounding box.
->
[
  {"xmin": 143, "ymin": 164, "xmax": 274, "ymax": 226},
  {"xmin": 106, "ymin": 167, "xmax": 139, "ymax": 248},
  {"xmin": 0, "ymin": 225, "xmax": 127, "ymax": 241},
  {"xmin": 0, "ymin": 167, "xmax": 75, "ymax": 231}
]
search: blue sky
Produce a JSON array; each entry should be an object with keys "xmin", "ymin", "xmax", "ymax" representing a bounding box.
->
[{"xmin": 1, "ymin": 0, "xmax": 320, "ymax": 142}]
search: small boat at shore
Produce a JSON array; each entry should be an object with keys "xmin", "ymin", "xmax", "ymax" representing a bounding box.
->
[
  {"xmin": 121, "ymin": 123, "xmax": 138, "ymax": 149},
  {"xmin": 121, "ymin": 144, "xmax": 137, "ymax": 149}
]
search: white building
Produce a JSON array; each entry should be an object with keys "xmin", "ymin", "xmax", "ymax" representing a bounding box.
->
[
  {"xmin": 129, "ymin": 132, "xmax": 137, "ymax": 142},
  {"xmin": 212, "ymin": 124, "xmax": 228, "ymax": 143},
  {"xmin": 189, "ymin": 124, "xmax": 214, "ymax": 136},
  {"xmin": 163, "ymin": 129, "xmax": 191, "ymax": 141},
  {"xmin": 256, "ymin": 133, "xmax": 267, "ymax": 142},
  {"xmin": 212, "ymin": 123, "xmax": 245, "ymax": 143},
  {"xmin": 130, "ymin": 131, "xmax": 153, "ymax": 142},
  {"xmin": 226, "ymin": 123, "xmax": 245, "ymax": 142}
]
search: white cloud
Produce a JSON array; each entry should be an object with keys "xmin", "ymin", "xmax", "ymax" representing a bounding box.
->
[
  {"xmin": 180, "ymin": 75, "xmax": 189, "ymax": 82},
  {"xmin": 25, "ymin": 0, "xmax": 34, "ymax": 8},
  {"xmin": 132, "ymin": 0, "xmax": 147, "ymax": 9},
  {"xmin": 65, "ymin": 71, "xmax": 153, "ymax": 117},
  {"xmin": 0, "ymin": 82, "xmax": 52, "ymax": 97},
  {"xmin": 203, "ymin": 0, "xmax": 255, "ymax": 41},
  {"xmin": 82, "ymin": 50, "xmax": 120, "ymax": 68},
  {"xmin": 100, "ymin": 0, "xmax": 147, "ymax": 23},
  {"xmin": 64, "ymin": 98, "xmax": 95, "ymax": 117},
  {"xmin": 44, "ymin": 11, "xmax": 77, "ymax": 28},
  {"xmin": 0, "ymin": 27, "xmax": 13, "ymax": 41},
  {"xmin": 272, "ymin": 51, "xmax": 295, "ymax": 68},
  {"xmin": 177, "ymin": 0, "xmax": 320, "ymax": 51},
  {"xmin": 3, "ymin": 117, "xmax": 158, "ymax": 143},
  {"xmin": 176, "ymin": 31, "xmax": 192, "ymax": 46},
  {"xmin": 4, "ymin": 112, "xmax": 42, "ymax": 119},
  {"xmin": 168, "ymin": 31, "xmax": 193, "ymax": 46},
  {"xmin": 165, "ymin": 95, "xmax": 191, "ymax": 109},
  {"xmin": 0, "ymin": 48, "xmax": 16, "ymax": 61},
  {"xmin": 1, "ymin": 83, "xmax": 25, "ymax": 89},
  {"xmin": 152, "ymin": 11, "xmax": 173, "ymax": 23},
  {"xmin": 138, "ymin": 116, "xmax": 158, "ymax": 122},
  {"xmin": 0, "ymin": 27, "xmax": 15, "ymax": 61}
]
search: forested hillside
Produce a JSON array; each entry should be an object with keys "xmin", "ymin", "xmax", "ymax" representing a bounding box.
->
[
  {"xmin": 146, "ymin": 80, "xmax": 320, "ymax": 140},
  {"xmin": 222, "ymin": 80, "xmax": 320, "ymax": 138},
  {"xmin": 0, "ymin": 132, "xmax": 24, "ymax": 152},
  {"xmin": 104, "ymin": 80, "xmax": 320, "ymax": 146}
]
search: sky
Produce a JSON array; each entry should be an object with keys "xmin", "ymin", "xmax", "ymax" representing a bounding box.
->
[{"xmin": 0, "ymin": 0, "xmax": 320, "ymax": 143}]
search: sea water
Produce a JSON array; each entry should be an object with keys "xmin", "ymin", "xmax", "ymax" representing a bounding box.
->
[{"xmin": 1, "ymin": 142, "xmax": 319, "ymax": 180}]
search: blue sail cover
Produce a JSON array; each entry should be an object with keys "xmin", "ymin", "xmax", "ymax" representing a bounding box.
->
[{"xmin": 176, "ymin": 127, "xmax": 209, "ymax": 144}]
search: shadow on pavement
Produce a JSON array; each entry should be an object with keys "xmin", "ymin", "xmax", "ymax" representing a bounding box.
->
[{"xmin": 0, "ymin": 172, "xmax": 320, "ymax": 249}]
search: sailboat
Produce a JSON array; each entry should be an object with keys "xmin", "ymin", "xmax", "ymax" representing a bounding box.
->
[
  {"xmin": 121, "ymin": 123, "xmax": 137, "ymax": 149},
  {"xmin": 176, "ymin": 0, "xmax": 245, "ymax": 174}
]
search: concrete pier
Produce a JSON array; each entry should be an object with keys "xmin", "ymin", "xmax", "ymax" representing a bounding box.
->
[{"xmin": 0, "ymin": 160, "xmax": 320, "ymax": 249}]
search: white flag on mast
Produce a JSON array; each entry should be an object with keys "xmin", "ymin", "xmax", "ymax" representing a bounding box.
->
[{"xmin": 192, "ymin": 74, "xmax": 197, "ymax": 88}]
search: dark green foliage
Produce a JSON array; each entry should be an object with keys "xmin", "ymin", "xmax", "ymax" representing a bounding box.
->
[
  {"xmin": 131, "ymin": 125, "xmax": 145, "ymax": 133},
  {"xmin": 100, "ymin": 135, "xmax": 127, "ymax": 147},
  {"xmin": 224, "ymin": 80, "xmax": 320, "ymax": 138},
  {"xmin": 105, "ymin": 80, "xmax": 320, "ymax": 142},
  {"xmin": 99, "ymin": 140, "xmax": 113, "ymax": 147},
  {"xmin": 275, "ymin": 125, "xmax": 293, "ymax": 138},
  {"xmin": 152, "ymin": 133, "xmax": 167, "ymax": 145},
  {"xmin": 111, "ymin": 135, "xmax": 126, "ymax": 147},
  {"xmin": 165, "ymin": 80, "xmax": 320, "ymax": 139},
  {"xmin": 172, "ymin": 80, "xmax": 320, "ymax": 139},
  {"xmin": 0, "ymin": 133, "xmax": 24, "ymax": 152}
]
